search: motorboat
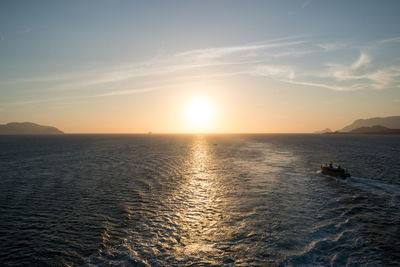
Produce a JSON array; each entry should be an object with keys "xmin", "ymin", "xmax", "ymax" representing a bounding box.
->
[{"xmin": 320, "ymin": 163, "xmax": 350, "ymax": 178}]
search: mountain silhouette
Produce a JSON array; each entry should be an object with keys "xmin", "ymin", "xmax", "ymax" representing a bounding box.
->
[
  {"xmin": 340, "ymin": 116, "xmax": 400, "ymax": 132},
  {"xmin": 0, "ymin": 122, "xmax": 64, "ymax": 135}
]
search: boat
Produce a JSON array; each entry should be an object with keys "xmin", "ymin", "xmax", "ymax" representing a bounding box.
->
[{"xmin": 320, "ymin": 163, "xmax": 350, "ymax": 178}]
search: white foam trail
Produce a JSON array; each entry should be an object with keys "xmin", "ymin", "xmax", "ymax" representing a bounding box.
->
[
  {"xmin": 317, "ymin": 171, "xmax": 400, "ymax": 198},
  {"xmin": 347, "ymin": 176, "xmax": 400, "ymax": 197}
]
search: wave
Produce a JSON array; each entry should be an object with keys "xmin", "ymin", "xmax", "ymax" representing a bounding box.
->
[
  {"xmin": 318, "ymin": 170, "xmax": 400, "ymax": 198},
  {"xmin": 347, "ymin": 177, "xmax": 400, "ymax": 197}
]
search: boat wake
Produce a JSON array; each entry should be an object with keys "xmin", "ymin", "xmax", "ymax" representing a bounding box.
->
[
  {"xmin": 317, "ymin": 170, "xmax": 400, "ymax": 199},
  {"xmin": 347, "ymin": 176, "xmax": 400, "ymax": 198}
]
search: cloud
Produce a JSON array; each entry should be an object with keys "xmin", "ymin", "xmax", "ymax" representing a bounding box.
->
[
  {"xmin": 76, "ymin": 36, "xmax": 399, "ymax": 93},
  {"xmin": 365, "ymin": 67, "xmax": 400, "ymax": 89},
  {"xmin": 94, "ymin": 86, "xmax": 166, "ymax": 97},
  {"xmin": 378, "ymin": 37, "xmax": 400, "ymax": 44},
  {"xmin": 2, "ymin": 96, "xmax": 80, "ymax": 106},
  {"xmin": 279, "ymin": 79, "xmax": 370, "ymax": 91},
  {"xmin": 324, "ymin": 52, "xmax": 371, "ymax": 81},
  {"xmin": 350, "ymin": 52, "xmax": 370, "ymax": 75},
  {"xmin": 5, "ymin": 34, "xmax": 400, "ymax": 106},
  {"xmin": 27, "ymin": 36, "xmax": 308, "ymax": 93},
  {"xmin": 312, "ymin": 52, "xmax": 400, "ymax": 90},
  {"xmin": 269, "ymin": 49, "xmax": 313, "ymax": 58},
  {"xmin": 317, "ymin": 42, "xmax": 347, "ymax": 51},
  {"xmin": 176, "ymin": 38, "xmax": 306, "ymax": 60},
  {"xmin": 251, "ymin": 65, "xmax": 296, "ymax": 79}
]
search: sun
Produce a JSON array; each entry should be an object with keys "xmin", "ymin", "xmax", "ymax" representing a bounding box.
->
[{"xmin": 185, "ymin": 97, "xmax": 214, "ymax": 132}]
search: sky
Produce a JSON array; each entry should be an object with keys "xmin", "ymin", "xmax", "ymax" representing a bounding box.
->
[{"xmin": 0, "ymin": 0, "xmax": 399, "ymax": 133}]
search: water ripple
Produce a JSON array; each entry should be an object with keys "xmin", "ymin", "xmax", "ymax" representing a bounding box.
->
[{"xmin": 0, "ymin": 134, "xmax": 399, "ymax": 266}]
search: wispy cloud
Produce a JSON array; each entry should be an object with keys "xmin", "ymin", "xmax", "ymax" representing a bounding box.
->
[
  {"xmin": 366, "ymin": 67, "xmax": 400, "ymax": 89},
  {"xmin": 20, "ymin": 36, "xmax": 308, "ymax": 93},
  {"xmin": 4, "ymin": 34, "xmax": 400, "ymax": 106},
  {"xmin": 313, "ymin": 52, "xmax": 400, "ymax": 90},
  {"xmin": 377, "ymin": 37, "xmax": 400, "ymax": 44},
  {"xmin": 94, "ymin": 85, "xmax": 166, "ymax": 97},
  {"xmin": 317, "ymin": 42, "xmax": 348, "ymax": 51},
  {"xmin": 323, "ymin": 52, "xmax": 371, "ymax": 81},
  {"xmin": 251, "ymin": 65, "xmax": 296, "ymax": 79},
  {"xmin": 279, "ymin": 79, "xmax": 370, "ymax": 91},
  {"xmin": 176, "ymin": 37, "xmax": 306, "ymax": 60}
]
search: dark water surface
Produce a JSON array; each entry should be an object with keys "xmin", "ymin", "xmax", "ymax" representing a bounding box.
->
[{"xmin": 0, "ymin": 134, "xmax": 399, "ymax": 266}]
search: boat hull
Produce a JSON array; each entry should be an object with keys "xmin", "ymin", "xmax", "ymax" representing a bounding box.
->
[{"xmin": 320, "ymin": 167, "xmax": 350, "ymax": 179}]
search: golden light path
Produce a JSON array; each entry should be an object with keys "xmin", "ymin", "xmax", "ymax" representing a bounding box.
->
[{"xmin": 170, "ymin": 136, "xmax": 225, "ymax": 262}]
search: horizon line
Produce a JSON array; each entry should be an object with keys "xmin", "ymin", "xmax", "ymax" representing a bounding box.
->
[{"xmin": 50, "ymin": 132, "xmax": 317, "ymax": 135}]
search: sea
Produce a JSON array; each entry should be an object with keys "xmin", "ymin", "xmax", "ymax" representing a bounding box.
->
[{"xmin": 0, "ymin": 134, "xmax": 399, "ymax": 266}]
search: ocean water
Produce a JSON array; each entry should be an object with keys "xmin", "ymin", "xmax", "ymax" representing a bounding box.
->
[{"xmin": 0, "ymin": 134, "xmax": 399, "ymax": 266}]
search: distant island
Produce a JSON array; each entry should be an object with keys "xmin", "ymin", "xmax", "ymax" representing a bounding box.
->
[
  {"xmin": 350, "ymin": 125, "xmax": 400, "ymax": 134},
  {"xmin": 339, "ymin": 116, "xmax": 400, "ymax": 132},
  {"xmin": 0, "ymin": 122, "xmax": 64, "ymax": 135},
  {"xmin": 314, "ymin": 128, "xmax": 332, "ymax": 134},
  {"xmin": 328, "ymin": 125, "xmax": 400, "ymax": 135},
  {"xmin": 315, "ymin": 116, "xmax": 400, "ymax": 135}
]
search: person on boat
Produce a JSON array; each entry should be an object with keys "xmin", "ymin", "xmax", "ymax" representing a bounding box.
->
[{"xmin": 329, "ymin": 162, "xmax": 333, "ymax": 168}]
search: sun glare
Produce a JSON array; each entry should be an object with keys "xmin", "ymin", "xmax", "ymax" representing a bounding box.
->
[{"xmin": 185, "ymin": 98, "xmax": 214, "ymax": 132}]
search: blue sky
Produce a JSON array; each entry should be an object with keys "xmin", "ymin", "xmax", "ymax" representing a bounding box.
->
[{"xmin": 0, "ymin": 0, "xmax": 399, "ymax": 132}]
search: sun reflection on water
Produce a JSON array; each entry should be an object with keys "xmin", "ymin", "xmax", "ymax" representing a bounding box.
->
[{"xmin": 171, "ymin": 135, "xmax": 224, "ymax": 261}]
